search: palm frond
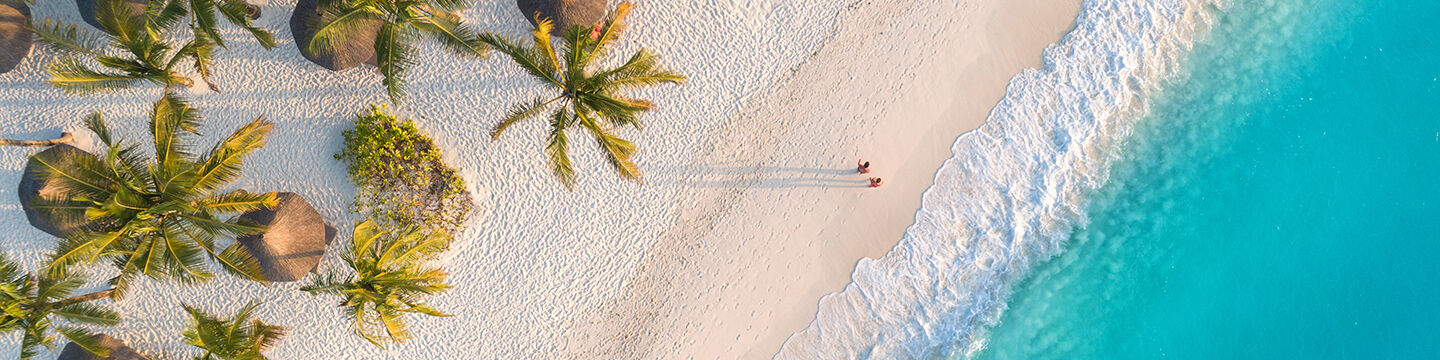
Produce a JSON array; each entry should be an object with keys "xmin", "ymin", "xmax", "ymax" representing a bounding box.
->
[
  {"xmin": 149, "ymin": 94, "xmax": 202, "ymax": 190},
  {"xmin": 29, "ymin": 150, "xmax": 116, "ymax": 206},
  {"xmin": 0, "ymin": 254, "xmax": 22, "ymax": 282},
  {"xmin": 25, "ymin": 196, "xmax": 91, "ymax": 234},
  {"xmin": 26, "ymin": 19, "xmax": 105, "ymax": 57},
  {"xmin": 477, "ymin": 32, "xmax": 563, "ymax": 86},
  {"xmin": 135, "ymin": 236, "xmax": 168, "ymax": 281},
  {"xmin": 45, "ymin": 59, "xmax": 142, "ymax": 95},
  {"xmin": 307, "ymin": 5, "xmax": 383, "ymax": 55},
  {"xmin": 253, "ymin": 320, "xmax": 286, "ymax": 351},
  {"xmin": 94, "ymin": 0, "xmax": 145, "ymax": 41},
  {"xmin": 589, "ymin": 48, "xmax": 686, "ymax": 92},
  {"xmin": 168, "ymin": 217, "xmax": 266, "ymax": 282},
  {"xmin": 192, "ymin": 117, "xmax": 273, "ymax": 193},
  {"xmin": 410, "ymin": 10, "xmax": 489, "ymax": 58},
  {"xmin": 375, "ymin": 227, "xmax": 447, "ymax": 268},
  {"xmin": 581, "ymin": 92, "xmax": 649, "ymax": 129},
  {"xmin": 399, "ymin": 300, "xmax": 449, "ymax": 317},
  {"xmin": 576, "ymin": 109, "xmax": 641, "ymax": 182},
  {"xmin": 172, "ymin": 28, "xmax": 219, "ymax": 91},
  {"xmin": 529, "ymin": 16, "xmax": 561, "ymax": 77},
  {"xmin": 194, "ymin": 190, "xmax": 276, "ymax": 215},
  {"xmin": 18, "ymin": 324, "xmax": 45, "ymax": 360},
  {"xmin": 492, "ymin": 96, "xmax": 559, "ymax": 140},
  {"xmin": 180, "ymin": 214, "xmax": 265, "ymax": 237},
  {"xmin": 105, "ymin": 272, "xmax": 136, "ymax": 301},
  {"xmin": 52, "ymin": 303, "xmax": 122, "ymax": 326},
  {"xmin": 375, "ymin": 308, "xmax": 410, "ymax": 345},
  {"xmin": 84, "ymin": 112, "xmax": 114, "ymax": 146},
  {"xmin": 151, "ymin": 0, "xmax": 189, "ymax": 30},
  {"xmin": 35, "ymin": 273, "xmax": 82, "ymax": 301},
  {"xmin": 54, "ymin": 326, "xmax": 108, "ymax": 359},
  {"xmin": 299, "ymin": 271, "xmax": 356, "ymax": 296},
  {"xmin": 190, "ymin": 0, "xmax": 227, "ymax": 48},
  {"xmin": 545, "ymin": 109, "xmax": 577, "ymax": 188},
  {"xmin": 374, "ymin": 22, "xmax": 415, "ymax": 104},
  {"xmin": 560, "ymin": 25, "xmax": 589, "ymax": 77},
  {"xmin": 586, "ymin": 1, "xmax": 636, "ymax": 60},
  {"xmin": 46, "ymin": 231, "xmax": 117, "ymax": 278},
  {"xmin": 350, "ymin": 220, "xmax": 383, "ymax": 259},
  {"xmin": 215, "ymin": 242, "xmax": 267, "ymax": 282},
  {"xmin": 158, "ymin": 220, "xmax": 218, "ymax": 284},
  {"xmin": 216, "ymin": 0, "xmax": 277, "ymax": 49}
]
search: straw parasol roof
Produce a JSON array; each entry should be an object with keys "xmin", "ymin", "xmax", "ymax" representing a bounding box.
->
[
  {"xmin": 18, "ymin": 145, "xmax": 97, "ymax": 238},
  {"xmin": 56, "ymin": 334, "xmax": 149, "ymax": 360},
  {"xmin": 0, "ymin": 0, "xmax": 31, "ymax": 74},
  {"xmin": 237, "ymin": 192, "xmax": 335, "ymax": 282},
  {"xmin": 516, "ymin": 0, "xmax": 608, "ymax": 35},
  {"xmin": 75, "ymin": 0, "xmax": 148, "ymax": 31},
  {"xmin": 291, "ymin": 0, "xmax": 380, "ymax": 71}
]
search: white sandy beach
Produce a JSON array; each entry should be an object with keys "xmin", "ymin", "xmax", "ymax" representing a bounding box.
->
[
  {"xmin": 562, "ymin": 0, "xmax": 1081, "ymax": 358},
  {"xmin": 0, "ymin": 0, "xmax": 1078, "ymax": 358}
]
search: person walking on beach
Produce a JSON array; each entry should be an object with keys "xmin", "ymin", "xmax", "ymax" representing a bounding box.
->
[
  {"xmin": 857, "ymin": 159, "xmax": 871, "ymax": 174},
  {"xmin": 869, "ymin": 177, "xmax": 883, "ymax": 188}
]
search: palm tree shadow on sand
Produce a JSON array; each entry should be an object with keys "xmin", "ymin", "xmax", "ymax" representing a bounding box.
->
[{"xmin": 652, "ymin": 162, "xmax": 872, "ymax": 189}]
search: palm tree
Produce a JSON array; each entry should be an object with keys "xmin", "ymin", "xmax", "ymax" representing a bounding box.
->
[
  {"xmin": 306, "ymin": 0, "xmax": 491, "ymax": 103},
  {"xmin": 181, "ymin": 301, "xmax": 286, "ymax": 360},
  {"xmin": 34, "ymin": 93, "xmax": 277, "ymax": 298},
  {"xmin": 478, "ymin": 2, "xmax": 685, "ymax": 188},
  {"xmin": 300, "ymin": 220, "xmax": 450, "ymax": 347},
  {"xmin": 28, "ymin": 0, "xmax": 222, "ymax": 93},
  {"xmin": 0, "ymin": 253, "xmax": 122, "ymax": 360}
]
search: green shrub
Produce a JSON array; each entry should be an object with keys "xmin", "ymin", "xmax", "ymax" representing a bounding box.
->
[{"xmin": 336, "ymin": 106, "xmax": 475, "ymax": 235}]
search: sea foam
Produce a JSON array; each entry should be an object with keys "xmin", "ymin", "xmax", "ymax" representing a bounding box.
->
[{"xmin": 775, "ymin": 0, "xmax": 1226, "ymax": 358}]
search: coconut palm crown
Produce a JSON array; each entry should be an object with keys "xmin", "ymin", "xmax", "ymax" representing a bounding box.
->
[
  {"xmin": 0, "ymin": 253, "xmax": 121, "ymax": 360},
  {"xmin": 306, "ymin": 0, "xmax": 491, "ymax": 103},
  {"xmin": 28, "ymin": 0, "xmax": 224, "ymax": 94},
  {"xmin": 34, "ymin": 93, "xmax": 278, "ymax": 299},
  {"xmin": 300, "ymin": 220, "xmax": 450, "ymax": 348},
  {"xmin": 181, "ymin": 301, "xmax": 286, "ymax": 360},
  {"xmin": 478, "ymin": 2, "xmax": 685, "ymax": 188}
]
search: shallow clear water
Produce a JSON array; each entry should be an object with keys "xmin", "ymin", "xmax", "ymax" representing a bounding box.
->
[{"xmin": 975, "ymin": 0, "xmax": 1440, "ymax": 358}]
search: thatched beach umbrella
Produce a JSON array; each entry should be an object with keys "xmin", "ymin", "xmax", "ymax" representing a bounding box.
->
[
  {"xmin": 0, "ymin": 0, "xmax": 32, "ymax": 74},
  {"xmin": 18, "ymin": 145, "xmax": 98, "ymax": 238},
  {"xmin": 75, "ymin": 0, "xmax": 147, "ymax": 31},
  {"xmin": 237, "ymin": 192, "xmax": 335, "ymax": 282},
  {"xmin": 56, "ymin": 334, "xmax": 149, "ymax": 360},
  {"xmin": 516, "ymin": 0, "xmax": 608, "ymax": 34},
  {"xmin": 291, "ymin": 0, "xmax": 380, "ymax": 71}
]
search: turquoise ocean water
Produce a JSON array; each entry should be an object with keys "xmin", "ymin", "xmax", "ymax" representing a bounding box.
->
[{"xmin": 975, "ymin": 0, "xmax": 1440, "ymax": 358}]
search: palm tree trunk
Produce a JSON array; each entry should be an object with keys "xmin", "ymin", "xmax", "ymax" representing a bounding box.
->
[
  {"xmin": 57, "ymin": 289, "xmax": 113, "ymax": 305},
  {"xmin": 0, "ymin": 132, "xmax": 73, "ymax": 147}
]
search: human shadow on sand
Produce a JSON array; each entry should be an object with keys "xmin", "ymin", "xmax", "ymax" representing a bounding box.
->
[{"xmin": 654, "ymin": 163, "xmax": 871, "ymax": 189}]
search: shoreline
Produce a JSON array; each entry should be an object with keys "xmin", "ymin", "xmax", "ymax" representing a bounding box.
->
[{"xmin": 561, "ymin": 0, "xmax": 1082, "ymax": 357}]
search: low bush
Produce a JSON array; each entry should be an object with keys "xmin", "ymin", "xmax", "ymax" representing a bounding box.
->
[{"xmin": 336, "ymin": 106, "xmax": 475, "ymax": 235}]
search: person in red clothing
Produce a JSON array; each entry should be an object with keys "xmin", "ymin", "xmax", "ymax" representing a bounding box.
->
[
  {"xmin": 857, "ymin": 159, "xmax": 872, "ymax": 174},
  {"xmin": 869, "ymin": 177, "xmax": 883, "ymax": 188}
]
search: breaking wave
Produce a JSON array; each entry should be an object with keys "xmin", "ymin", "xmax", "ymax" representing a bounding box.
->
[{"xmin": 776, "ymin": 0, "xmax": 1227, "ymax": 358}]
